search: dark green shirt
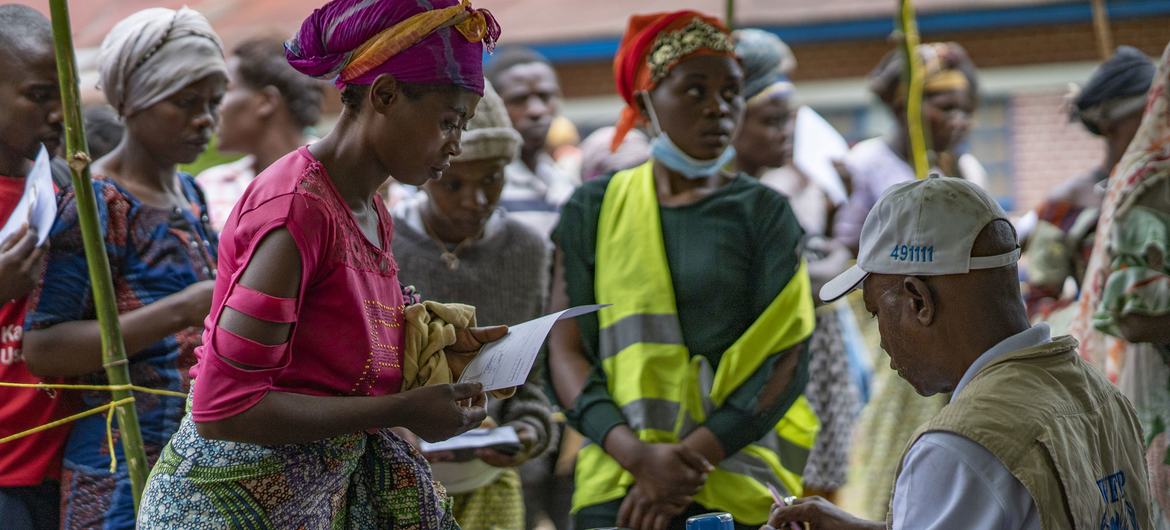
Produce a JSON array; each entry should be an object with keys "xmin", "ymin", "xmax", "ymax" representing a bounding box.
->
[{"xmin": 551, "ymin": 172, "xmax": 810, "ymax": 456}]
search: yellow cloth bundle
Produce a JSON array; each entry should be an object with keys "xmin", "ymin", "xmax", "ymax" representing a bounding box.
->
[{"xmin": 402, "ymin": 301, "xmax": 515, "ymax": 399}]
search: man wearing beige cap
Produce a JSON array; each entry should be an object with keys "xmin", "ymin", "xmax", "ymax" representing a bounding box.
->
[{"xmin": 766, "ymin": 176, "xmax": 1153, "ymax": 530}]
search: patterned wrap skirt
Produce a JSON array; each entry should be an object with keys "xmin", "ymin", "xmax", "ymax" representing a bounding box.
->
[{"xmin": 139, "ymin": 410, "xmax": 458, "ymax": 529}]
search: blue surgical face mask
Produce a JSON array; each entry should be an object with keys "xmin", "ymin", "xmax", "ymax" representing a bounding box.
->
[{"xmin": 640, "ymin": 92, "xmax": 737, "ymax": 180}]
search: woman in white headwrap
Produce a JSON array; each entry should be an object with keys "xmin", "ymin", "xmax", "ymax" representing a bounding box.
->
[{"xmin": 20, "ymin": 7, "xmax": 225, "ymax": 529}]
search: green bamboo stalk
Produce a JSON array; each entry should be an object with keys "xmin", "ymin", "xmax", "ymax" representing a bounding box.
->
[
  {"xmin": 896, "ymin": 0, "xmax": 931, "ymax": 179},
  {"xmin": 725, "ymin": 0, "xmax": 735, "ymax": 30},
  {"xmin": 48, "ymin": 0, "xmax": 151, "ymax": 509}
]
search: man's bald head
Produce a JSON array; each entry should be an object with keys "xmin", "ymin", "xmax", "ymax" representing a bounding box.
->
[
  {"xmin": 0, "ymin": 4, "xmax": 53, "ymax": 81},
  {"xmin": 0, "ymin": 5, "xmax": 52, "ymax": 65},
  {"xmin": 954, "ymin": 218, "xmax": 1022, "ymax": 301},
  {"xmin": 0, "ymin": 4, "xmax": 61, "ymax": 175},
  {"xmin": 971, "ymin": 219, "xmax": 1019, "ymax": 260}
]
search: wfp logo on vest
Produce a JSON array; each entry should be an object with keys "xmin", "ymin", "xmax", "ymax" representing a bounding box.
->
[{"xmin": 1097, "ymin": 470, "xmax": 1140, "ymax": 530}]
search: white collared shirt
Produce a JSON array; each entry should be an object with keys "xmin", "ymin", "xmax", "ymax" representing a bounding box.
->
[
  {"xmin": 891, "ymin": 324, "xmax": 1052, "ymax": 530},
  {"xmin": 500, "ymin": 153, "xmax": 577, "ymax": 237}
]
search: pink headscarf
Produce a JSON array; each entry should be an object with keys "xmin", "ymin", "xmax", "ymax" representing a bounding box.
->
[{"xmin": 285, "ymin": 0, "xmax": 500, "ymax": 95}]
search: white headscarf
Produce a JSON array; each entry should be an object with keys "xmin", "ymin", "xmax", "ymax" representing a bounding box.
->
[{"xmin": 99, "ymin": 7, "xmax": 227, "ymax": 117}]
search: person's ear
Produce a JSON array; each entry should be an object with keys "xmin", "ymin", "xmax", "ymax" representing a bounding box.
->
[
  {"xmin": 369, "ymin": 74, "xmax": 401, "ymax": 114},
  {"xmin": 256, "ymin": 86, "xmax": 281, "ymax": 119},
  {"xmin": 903, "ymin": 276, "xmax": 935, "ymax": 326}
]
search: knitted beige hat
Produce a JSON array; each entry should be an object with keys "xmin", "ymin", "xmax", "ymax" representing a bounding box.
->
[{"xmin": 454, "ymin": 80, "xmax": 522, "ymax": 163}]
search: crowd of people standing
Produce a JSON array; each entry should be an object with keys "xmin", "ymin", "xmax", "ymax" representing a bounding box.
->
[{"xmin": 0, "ymin": 0, "xmax": 1167, "ymax": 529}]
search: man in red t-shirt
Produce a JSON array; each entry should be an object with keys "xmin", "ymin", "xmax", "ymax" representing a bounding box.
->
[{"xmin": 0, "ymin": 5, "xmax": 66, "ymax": 530}]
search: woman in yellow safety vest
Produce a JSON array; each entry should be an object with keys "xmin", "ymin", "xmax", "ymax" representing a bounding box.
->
[{"xmin": 547, "ymin": 10, "xmax": 818, "ymax": 530}]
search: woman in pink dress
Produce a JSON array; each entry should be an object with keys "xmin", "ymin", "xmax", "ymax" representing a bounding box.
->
[{"xmin": 139, "ymin": 0, "xmax": 504, "ymax": 527}]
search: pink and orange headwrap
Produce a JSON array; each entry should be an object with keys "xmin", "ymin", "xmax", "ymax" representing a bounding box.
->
[
  {"xmin": 286, "ymin": 0, "xmax": 500, "ymax": 95},
  {"xmin": 610, "ymin": 11, "xmax": 735, "ymax": 151}
]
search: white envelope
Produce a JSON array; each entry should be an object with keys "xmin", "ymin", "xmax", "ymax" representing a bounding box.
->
[
  {"xmin": 458, "ymin": 304, "xmax": 608, "ymax": 392},
  {"xmin": 419, "ymin": 426, "xmax": 521, "ymax": 453},
  {"xmin": 792, "ymin": 106, "xmax": 850, "ymax": 206},
  {"xmin": 0, "ymin": 145, "xmax": 56, "ymax": 246}
]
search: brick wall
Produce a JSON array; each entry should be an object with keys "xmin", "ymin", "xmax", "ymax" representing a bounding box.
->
[
  {"xmin": 790, "ymin": 15, "xmax": 1170, "ymax": 81},
  {"xmin": 557, "ymin": 62, "xmax": 619, "ymax": 99},
  {"xmin": 554, "ymin": 15, "xmax": 1170, "ymax": 98},
  {"xmin": 551, "ymin": 18, "xmax": 1168, "ymax": 215},
  {"xmin": 1010, "ymin": 90, "xmax": 1103, "ymax": 213}
]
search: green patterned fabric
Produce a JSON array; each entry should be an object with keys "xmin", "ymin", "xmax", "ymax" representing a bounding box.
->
[
  {"xmin": 450, "ymin": 469, "xmax": 524, "ymax": 530},
  {"xmin": 138, "ymin": 410, "xmax": 458, "ymax": 529},
  {"xmin": 1095, "ymin": 205, "xmax": 1170, "ymax": 334}
]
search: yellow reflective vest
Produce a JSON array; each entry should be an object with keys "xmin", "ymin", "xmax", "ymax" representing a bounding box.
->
[{"xmin": 572, "ymin": 162, "xmax": 819, "ymax": 525}]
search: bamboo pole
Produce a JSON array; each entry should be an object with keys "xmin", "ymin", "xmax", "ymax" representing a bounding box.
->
[
  {"xmin": 48, "ymin": 0, "xmax": 151, "ymax": 509},
  {"xmin": 1090, "ymin": 0, "xmax": 1114, "ymax": 61},
  {"xmin": 726, "ymin": 0, "xmax": 735, "ymax": 30},
  {"xmin": 896, "ymin": 0, "xmax": 931, "ymax": 179}
]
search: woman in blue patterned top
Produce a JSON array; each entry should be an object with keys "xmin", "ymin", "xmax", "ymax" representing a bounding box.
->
[{"xmin": 21, "ymin": 7, "xmax": 225, "ymax": 529}]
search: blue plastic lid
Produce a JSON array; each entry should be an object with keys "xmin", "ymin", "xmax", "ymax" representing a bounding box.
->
[{"xmin": 685, "ymin": 512, "xmax": 734, "ymax": 530}]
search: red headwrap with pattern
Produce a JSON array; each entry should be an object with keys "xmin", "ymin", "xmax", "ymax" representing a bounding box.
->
[{"xmin": 610, "ymin": 11, "xmax": 735, "ymax": 151}]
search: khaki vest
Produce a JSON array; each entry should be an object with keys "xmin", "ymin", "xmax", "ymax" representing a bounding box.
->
[{"xmin": 890, "ymin": 336, "xmax": 1153, "ymax": 530}]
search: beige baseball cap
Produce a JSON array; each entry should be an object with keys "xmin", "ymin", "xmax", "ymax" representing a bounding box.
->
[{"xmin": 819, "ymin": 176, "xmax": 1020, "ymax": 303}]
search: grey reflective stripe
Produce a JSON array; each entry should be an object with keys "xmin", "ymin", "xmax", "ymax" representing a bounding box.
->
[
  {"xmin": 713, "ymin": 431, "xmax": 809, "ymax": 490},
  {"xmin": 720, "ymin": 451, "xmax": 784, "ymax": 491},
  {"xmin": 599, "ymin": 314, "xmax": 683, "ymax": 359},
  {"xmin": 621, "ymin": 398, "xmax": 680, "ymax": 432},
  {"xmin": 758, "ymin": 431, "xmax": 811, "ymax": 472},
  {"xmin": 676, "ymin": 357, "xmax": 713, "ymax": 437}
]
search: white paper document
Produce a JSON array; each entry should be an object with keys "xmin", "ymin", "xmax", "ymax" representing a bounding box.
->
[
  {"xmin": 0, "ymin": 145, "xmax": 56, "ymax": 246},
  {"xmin": 792, "ymin": 106, "xmax": 850, "ymax": 206},
  {"xmin": 458, "ymin": 304, "xmax": 607, "ymax": 391},
  {"xmin": 419, "ymin": 426, "xmax": 520, "ymax": 453}
]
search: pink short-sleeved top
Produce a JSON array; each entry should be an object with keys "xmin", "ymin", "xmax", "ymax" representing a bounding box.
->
[{"xmin": 190, "ymin": 146, "xmax": 405, "ymax": 422}]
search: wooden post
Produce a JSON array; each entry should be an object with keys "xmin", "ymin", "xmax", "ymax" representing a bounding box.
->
[
  {"xmin": 897, "ymin": 0, "xmax": 930, "ymax": 179},
  {"xmin": 1090, "ymin": 0, "xmax": 1114, "ymax": 60},
  {"xmin": 47, "ymin": 0, "xmax": 151, "ymax": 509}
]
